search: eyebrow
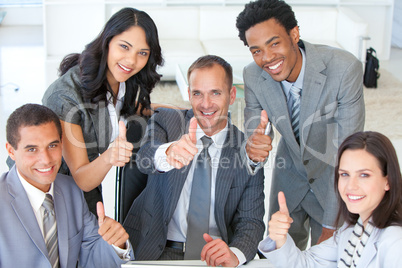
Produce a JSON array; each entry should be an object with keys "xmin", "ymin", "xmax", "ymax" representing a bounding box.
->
[
  {"xmin": 23, "ymin": 140, "xmax": 60, "ymax": 149},
  {"xmin": 249, "ymin": 36, "xmax": 279, "ymax": 51},
  {"xmin": 338, "ymin": 168, "xmax": 373, "ymax": 173},
  {"xmin": 120, "ymin": 40, "xmax": 150, "ymax": 51}
]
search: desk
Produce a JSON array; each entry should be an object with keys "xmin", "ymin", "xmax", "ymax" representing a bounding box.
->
[{"xmin": 122, "ymin": 259, "xmax": 275, "ymax": 268}]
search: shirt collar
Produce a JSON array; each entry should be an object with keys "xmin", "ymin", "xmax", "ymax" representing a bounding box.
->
[
  {"xmin": 281, "ymin": 47, "xmax": 306, "ymax": 100},
  {"xmin": 106, "ymin": 82, "xmax": 126, "ymax": 104},
  {"xmin": 17, "ymin": 169, "xmax": 55, "ymax": 213},
  {"xmin": 195, "ymin": 122, "xmax": 228, "ymax": 148}
]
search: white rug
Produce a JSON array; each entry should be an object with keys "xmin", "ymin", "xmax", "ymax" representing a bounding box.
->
[{"xmin": 151, "ymin": 69, "xmax": 402, "ymax": 140}]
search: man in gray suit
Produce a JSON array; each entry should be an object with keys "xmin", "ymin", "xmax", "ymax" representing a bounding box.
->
[
  {"xmin": 0, "ymin": 104, "xmax": 133, "ymax": 267},
  {"xmin": 236, "ymin": 0, "xmax": 365, "ymax": 249},
  {"xmin": 123, "ymin": 55, "xmax": 265, "ymax": 266}
]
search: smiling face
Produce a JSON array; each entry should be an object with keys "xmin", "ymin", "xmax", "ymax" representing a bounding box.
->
[
  {"xmin": 188, "ymin": 64, "xmax": 236, "ymax": 136},
  {"xmin": 106, "ymin": 26, "xmax": 150, "ymax": 93},
  {"xmin": 338, "ymin": 149, "xmax": 390, "ymax": 223},
  {"xmin": 245, "ymin": 18, "xmax": 302, "ymax": 83},
  {"xmin": 6, "ymin": 122, "xmax": 62, "ymax": 193}
]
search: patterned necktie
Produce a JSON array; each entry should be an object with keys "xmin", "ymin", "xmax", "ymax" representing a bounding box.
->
[
  {"xmin": 290, "ymin": 85, "xmax": 302, "ymax": 143},
  {"xmin": 42, "ymin": 194, "xmax": 59, "ymax": 268},
  {"xmin": 184, "ymin": 136, "xmax": 213, "ymax": 260}
]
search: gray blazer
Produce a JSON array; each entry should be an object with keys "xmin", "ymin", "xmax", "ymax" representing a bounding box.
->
[
  {"xmin": 260, "ymin": 223, "xmax": 402, "ymax": 267},
  {"xmin": 0, "ymin": 166, "xmax": 132, "ymax": 268},
  {"xmin": 242, "ymin": 41, "xmax": 365, "ymax": 227},
  {"xmin": 42, "ymin": 65, "xmax": 113, "ymax": 214},
  {"xmin": 123, "ymin": 108, "xmax": 265, "ymax": 262}
]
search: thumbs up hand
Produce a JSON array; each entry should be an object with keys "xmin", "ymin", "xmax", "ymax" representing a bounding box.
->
[
  {"xmin": 97, "ymin": 202, "xmax": 129, "ymax": 249},
  {"xmin": 268, "ymin": 191, "xmax": 293, "ymax": 249},
  {"xmin": 246, "ymin": 110, "xmax": 273, "ymax": 162},
  {"xmin": 109, "ymin": 121, "xmax": 134, "ymax": 167},
  {"xmin": 166, "ymin": 117, "xmax": 199, "ymax": 169}
]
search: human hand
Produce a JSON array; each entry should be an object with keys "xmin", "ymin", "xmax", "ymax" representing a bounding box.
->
[
  {"xmin": 317, "ymin": 227, "xmax": 335, "ymax": 244},
  {"xmin": 268, "ymin": 191, "xmax": 293, "ymax": 249},
  {"xmin": 109, "ymin": 121, "xmax": 134, "ymax": 167},
  {"xmin": 97, "ymin": 202, "xmax": 129, "ymax": 249},
  {"xmin": 246, "ymin": 110, "xmax": 272, "ymax": 162},
  {"xmin": 200, "ymin": 233, "xmax": 239, "ymax": 267},
  {"xmin": 165, "ymin": 117, "xmax": 198, "ymax": 169}
]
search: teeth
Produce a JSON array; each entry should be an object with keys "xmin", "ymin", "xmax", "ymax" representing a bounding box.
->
[
  {"xmin": 348, "ymin": 195, "xmax": 365, "ymax": 200},
  {"xmin": 269, "ymin": 61, "xmax": 282, "ymax": 70},
  {"xmin": 37, "ymin": 167, "xmax": 52, "ymax": 172},
  {"xmin": 118, "ymin": 63, "xmax": 131, "ymax": 71},
  {"xmin": 202, "ymin": 111, "xmax": 215, "ymax": 116}
]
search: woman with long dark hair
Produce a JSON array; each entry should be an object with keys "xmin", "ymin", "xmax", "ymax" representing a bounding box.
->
[
  {"xmin": 42, "ymin": 7, "xmax": 164, "ymax": 215},
  {"xmin": 259, "ymin": 131, "xmax": 402, "ymax": 267}
]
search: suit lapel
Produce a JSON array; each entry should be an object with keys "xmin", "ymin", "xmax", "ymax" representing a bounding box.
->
[
  {"xmin": 356, "ymin": 227, "xmax": 380, "ymax": 267},
  {"xmin": 214, "ymin": 124, "xmax": 237, "ymax": 240},
  {"xmin": 166, "ymin": 111, "xmax": 194, "ymax": 220},
  {"xmin": 53, "ymin": 180, "xmax": 69, "ymax": 268},
  {"xmin": 298, "ymin": 41, "xmax": 327, "ymax": 152},
  {"xmin": 260, "ymin": 70, "xmax": 301, "ymax": 152},
  {"xmin": 7, "ymin": 167, "xmax": 49, "ymax": 260}
]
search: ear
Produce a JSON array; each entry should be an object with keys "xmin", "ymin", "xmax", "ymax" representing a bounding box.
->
[
  {"xmin": 289, "ymin": 25, "xmax": 300, "ymax": 45},
  {"xmin": 229, "ymin": 86, "xmax": 237, "ymax": 105},
  {"xmin": 188, "ymin": 87, "xmax": 191, "ymax": 100},
  {"xmin": 6, "ymin": 142, "xmax": 16, "ymax": 161},
  {"xmin": 384, "ymin": 176, "xmax": 390, "ymax": 191}
]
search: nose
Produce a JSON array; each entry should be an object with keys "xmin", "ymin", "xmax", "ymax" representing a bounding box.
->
[
  {"xmin": 39, "ymin": 150, "xmax": 52, "ymax": 164},
  {"xmin": 346, "ymin": 176, "xmax": 359, "ymax": 190},
  {"xmin": 126, "ymin": 52, "xmax": 138, "ymax": 67},
  {"xmin": 200, "ymin": 94, "xmax": 212, "ymax": 109},
  {"xmin": 262, "ymin": 48, "xmax": 275, "ymax": 63}
]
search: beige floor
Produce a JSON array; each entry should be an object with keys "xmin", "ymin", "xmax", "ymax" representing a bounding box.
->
[{"xmin": 1, "ymin": 25, "xmax": 401, "ymax": 224}]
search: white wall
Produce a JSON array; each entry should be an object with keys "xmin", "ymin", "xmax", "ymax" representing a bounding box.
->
[
  {"xmin": 0, "ymin": 6, "xmax": 42, "ymax": 25},
  {"xmin": 392, "ymin": 0, "xmax": 402, "ymax": 48}
]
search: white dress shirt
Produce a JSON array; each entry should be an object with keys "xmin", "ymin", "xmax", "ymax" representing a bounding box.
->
[{"xmin": 154, "ymin": 123, "xmax": 246, "ymax": 265}]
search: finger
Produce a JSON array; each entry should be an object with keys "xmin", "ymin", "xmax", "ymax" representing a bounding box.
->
[
  {"xmin": 188, "ymin": 117, "xmax": 198, "ymax": 144},
  {"xmin": 278, "ymin": 191, "xmax": 289, "ymax": 216},
  {"xmin": 118, "ymin": 121, "xmax": 127, "ymax": 141},
  {"xmin": 97, "ymin": 201, "xmax": 105, "ymax": 227},
  {"xmin": 203, "ymin": 233, "xmax": 214, "ymax": 243},
  {"xmin": 256, "ymin": 110, "xmax": 269, "ymax": 132}
]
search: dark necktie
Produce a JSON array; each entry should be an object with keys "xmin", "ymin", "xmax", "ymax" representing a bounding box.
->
[
  {"xmin": 184, "ymin": 136, "xmax": 213, "ymax": 260},
  {"xmin": 42, "ymin": 194, "xmax": 59, "ymax": 268},
  {"xmin": 290, "ymin": 85, "xmax": 301, "ymax": 143}
]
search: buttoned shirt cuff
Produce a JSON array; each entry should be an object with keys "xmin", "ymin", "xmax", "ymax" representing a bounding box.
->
[
  {"xmin": 230, "ymin": 247, "xmax": 246, "ymax": 267},
  {"xmin": 112, "ymin": 240, "xmax": 132, "ymax": 260},
  {"xmin": 322, "ymin": 224, "xmax": 337, "ymax": 230},
  {"xmin": 154, "ymin": 142, "xmax": 175, "ymax": 172},
  {"xmin": 258, "ymin": 236, "xmax": 277, "ymax": 255}
]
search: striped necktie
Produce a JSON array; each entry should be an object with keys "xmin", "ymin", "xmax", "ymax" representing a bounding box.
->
[
  {"xmin": 289, "ymin": 85, "xmax": 301, "ymax": 143},
  {"xmin": 42, "ymin": 194, "xmax": 59, "ymax": 268},
  {"xmin": 184, "ymin": 136, "xmax": 213, "ymax": 260}
]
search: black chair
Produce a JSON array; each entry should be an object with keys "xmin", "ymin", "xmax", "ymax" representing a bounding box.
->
[{"xmin": 115, "ymin": 116, "xmax": 149, "ymax": 223}]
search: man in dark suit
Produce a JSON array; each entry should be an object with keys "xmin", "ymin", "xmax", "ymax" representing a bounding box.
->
[
  {"xmin": 0, "ymin": 104, "xmax": 133, "ymax": 267},
  {"xmin": 236, "ymin": 0, "xmax": 365, "ymax": 249},
  {"xmin": 123, "ymin": 55, "xmax": 265, "ymax": 267}
]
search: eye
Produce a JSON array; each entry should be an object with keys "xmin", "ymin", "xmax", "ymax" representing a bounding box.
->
[
  {"xmin": 27, "ymin": 148, "xmax": 37, "ymax": 152},
  {"xmin": 252, "ymin": 50, "xmax": 260, "ymax": 56},
  {"xmin": 339, "ymin": 172, "xmax": 349, "ymax": 177},
  {"xmin": 360, "ymin": 173, "xmax": 369, "ymax": 178},
  {"xmin": 193, "ymin": 92, "xmax": 201, "ymax": 96},
  {"xmin": 139, "ymin": 51, "xmax": 148, "ymax": 56},
  {"xmin": 272, "ymin": 42, "xmax": 279, "ymax": 47},
  {"xmin": 120, "ymin": 44, "xmax": 129, "ymax": 50},
  {"xmin": 49, "ymin": 144, "xmax": 58, "ymax": 149}
]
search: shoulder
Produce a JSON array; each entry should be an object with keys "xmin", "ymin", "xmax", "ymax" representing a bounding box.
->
[
  {"xmin": 303, "ymin": 41, "xmax": 361, "ymax": 70},
  {"xmin": 152, "ymin": 108, "xmax": 193, "ymax": 123},
  {"xmin": 43, "ymin": 65, "xmax": 83, "ymax": 104},
  {"xmin": 378, "ymin": 226, "xmax": 402, "ymax": 242},
  {"xmin": 243, "ymin": 61, "xmax": 263, "ymax": 80}
]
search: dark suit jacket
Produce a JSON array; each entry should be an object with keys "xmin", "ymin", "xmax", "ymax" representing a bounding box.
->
[
  {"xmin": 123, "ymin": 108, "xmax": 265, "ymax": 262},
  {"xmin": 242, "ymin": 41, "xmax": 365, "ymax": 227},
  {"xmin": 0, "ymin": 166, "xmax": 133, "ymax": 268}
]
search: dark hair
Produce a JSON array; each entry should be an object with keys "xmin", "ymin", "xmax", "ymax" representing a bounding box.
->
[
  {"xmin": 187, "ymin": 55, "xmax": 233, "ymax": 90},
  {"xmin": 334, "ymin": 131, "xmax": 402, "ymax": 229},
  {"xmin": 6, "ymin": 104, "xmax": 62, "ymax": 149},
  {"xmin": 59, "ymin": 7, "xmax": 163, "ymax": 116},
  {"xmin": 236, "ymin": 0, "xmax": 298, "ymax": 46}
]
